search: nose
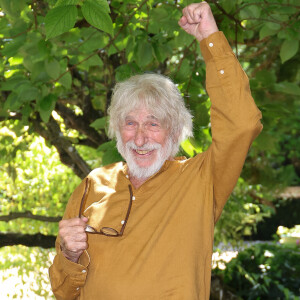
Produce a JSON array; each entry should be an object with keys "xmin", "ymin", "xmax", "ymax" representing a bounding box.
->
[{"xmin": 134, "ymin": 125, "xmax": 148, "ymax": 147}]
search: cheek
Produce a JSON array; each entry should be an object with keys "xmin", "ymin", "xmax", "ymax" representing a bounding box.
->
[
  {"xmin": 120, "ymin": 130, "xmax": 134, "ymax": 143},
  {"xmin": 152, "ymin": 132, "xmax": 169, "ymax": 145}
]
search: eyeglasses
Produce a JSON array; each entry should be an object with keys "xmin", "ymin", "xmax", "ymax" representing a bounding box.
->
[{"xmin": 78, "ymin": 178, "xmax": 133, "ymax": 237}]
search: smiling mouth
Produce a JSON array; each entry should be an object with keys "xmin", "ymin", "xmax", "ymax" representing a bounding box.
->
[{"xmin": 134, "ymin": 149, "xmax": 153, "ymax": 155}]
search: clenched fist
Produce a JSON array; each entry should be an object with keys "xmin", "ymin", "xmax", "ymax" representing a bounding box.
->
[
  {"xmin": 178, "ymin": 2, "xmax": 219, "ymax": 42},
  {"xmin": 59, "ymin": 216, "xmax": 88, "ymax": 263}
]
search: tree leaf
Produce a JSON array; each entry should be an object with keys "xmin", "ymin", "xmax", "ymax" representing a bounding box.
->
[
  {"xmin": 90, "ymin": 117, "xmax": 107, "ymax": 129},
  {"xmin": 45, "ymin": 58, "xmax": 60, "ymax": 79},
  {"xmin": 93, "ymin": 0, "xmax": 111, "ymax": 13},
  {"xmin": 45, "ymin": 5, "xmax": 78, "ymax": 40},
  {"xmin": 280, "ymin": 39, "xmax": 299, "ymax": 64},
  {"xmin": 259, "ymin": 25, "xmax": 277, "ymax": 40},
  {"xmin": 136, "ymin": 40, "xmax": 153, "ymax": 67},
  {"xmin": 102, "ymin": 147, "xmax": 123, "ymax": 165},
  {"xmin": 1, "ymin": 35, "xmax": 27, "ymax": 58},
  {"xmin": 3, "ymin": 92, "xmax": 22, "ymax": 111},
  {"xmin": 265, "ymin": 22, "xmax": 281, "ymax": 31},
  {"xmin": 55, "ymin": 0, "xmax": 79, "ymax": 7},
  {"xmin": 115, "ymin": 64, "xmax": 134, "ymax": 81},
  {"xmin": 58, "ymin": 72, "xmax": 72, "ymax": 89},
  {"xmin": 16, "ymin": 83, "xmax": 39, "ymax": 102},
  {"xmin": 274, "ymin": 82, "xmax": 300, "ymax": 96},
  {"xmin": 0, "ymin": 75, "xmax": 28, "ymax": 91},
  {"xmin": 81, "ymin": 0, "xmax": 113, "ymax": 35},
  {"xmin": 39, "ymin": 94, "xmax": 57, "ymax": 123}
]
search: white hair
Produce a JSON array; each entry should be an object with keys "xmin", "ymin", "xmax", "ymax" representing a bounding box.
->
[{"xmin": 108, "ymin": 73, "xmax": 193, "ymax": 156}]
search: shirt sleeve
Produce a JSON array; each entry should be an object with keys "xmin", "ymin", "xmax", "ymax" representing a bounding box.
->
[
  {"xmin": 49, "ymin": 179, "xmax": 91, "ymax": 300},
  {"xmin": 199, "ymin": 31, "xmax": 263, "ymax": 223}
]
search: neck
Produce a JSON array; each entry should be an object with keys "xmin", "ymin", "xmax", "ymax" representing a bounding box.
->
[
  {"xmin": 129, "ymin": 175, "xmax": 148, "ymax": 189},
  {"xmin": 128, "ymin": 156, "xmax": 175, "ymax": 189}
]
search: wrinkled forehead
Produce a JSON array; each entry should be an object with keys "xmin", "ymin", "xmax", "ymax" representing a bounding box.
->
[{"xmin": 124, "ymin": 108, "xmax": 159, "ymax": 122}]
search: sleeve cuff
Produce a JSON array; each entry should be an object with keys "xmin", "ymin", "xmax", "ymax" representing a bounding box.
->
[
  {"xmin": 58, "ymin": 249, "xmax": 90, "ymax": 277},
  {"xmin": 200, "ymin": 31, "xmax": 234, "ymax": 62}
]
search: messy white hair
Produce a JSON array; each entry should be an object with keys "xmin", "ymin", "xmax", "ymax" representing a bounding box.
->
[{"xmin": 108, "ymin": 73, "xmax": 193, "ymax": 157}]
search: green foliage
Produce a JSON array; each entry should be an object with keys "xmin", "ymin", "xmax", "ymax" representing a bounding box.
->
[
  {"xmin": 0, "ymin": 125, "xmax": 80, "ymax": 235},
  {"xmin": 215, "ymin": 243, "xmax": 300, "ymax": 299},
  {"xmin": 81, "ymin": 0, "xmax": 113, "ymax": 35},
  {"xmin": 45, "ymin": 5, "xmax": 78, "ymax": 40},
  {"xmin": 0, "ymin": 246, "xmax": 55, "ymax": 299}
]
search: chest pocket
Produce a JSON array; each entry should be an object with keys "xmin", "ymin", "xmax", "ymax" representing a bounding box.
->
[{"xmin": 83, "ymin": 190, "xmax": 129, "ymax": 232}]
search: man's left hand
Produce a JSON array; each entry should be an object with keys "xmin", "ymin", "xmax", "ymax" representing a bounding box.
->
[{"xmin": 178, "ymin": 2, "xmax": 219, "ymax": 42}]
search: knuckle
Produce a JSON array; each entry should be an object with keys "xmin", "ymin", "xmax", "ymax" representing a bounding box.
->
[
  {"xmin": 81, "ymin": 234, "xmax": 87, "ymax": 242},
  {"xmin": 59, "ymin": 220, "xmax": 65, "ymax": 228}
]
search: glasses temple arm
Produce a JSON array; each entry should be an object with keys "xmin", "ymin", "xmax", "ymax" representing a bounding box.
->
[{"xmin": 78, "ymin": 177, "xmax": 90, "ymax": 218}]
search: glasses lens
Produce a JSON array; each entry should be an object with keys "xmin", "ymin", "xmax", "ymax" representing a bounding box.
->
[
  {"xmin": 85, "ymin": 225, "xmax": 96, "ymax": 233},
  {"xmin": 101, "ymin": 227, "xmax": 119, "ymax": 236}
]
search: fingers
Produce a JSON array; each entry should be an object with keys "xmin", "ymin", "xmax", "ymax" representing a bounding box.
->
[
  {"xmin": 182, "ymin": 2, "xmax": 208, "ymax": 25},
  {"xmin": 59, "ymin": 217, "xmax": 88, "ymax": 263},
  {"xmin": 178, "ymin": 15, "xmax": 188, "ymax": 27},
  {"xmin": 179, "ymin": 2, "xmax": 218, "ymax": 42}
]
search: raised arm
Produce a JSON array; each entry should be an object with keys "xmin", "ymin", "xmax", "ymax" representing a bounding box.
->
[{"xmin": 179, "ymin": 2, "xmax": 263, "ymax": 222}]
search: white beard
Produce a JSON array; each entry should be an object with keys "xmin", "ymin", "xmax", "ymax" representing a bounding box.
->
[{"xmin": 116, "ymin": 134, "xmax": 173, "ymax": 179}]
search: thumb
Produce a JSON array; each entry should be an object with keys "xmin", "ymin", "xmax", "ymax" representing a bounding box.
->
[
  {"xmin": 178, "ymin": 16, "xmax": 188, "ymax": 28},
  {"xmin": 81, "ymin": 216, "xmax": 88, "ymax": 223}
]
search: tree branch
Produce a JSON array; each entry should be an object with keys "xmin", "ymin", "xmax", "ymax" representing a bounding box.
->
[
  {"xmin": 55, "ymin": 102, "xmax": 107, "ymax": 147},
  {"xmin": 31, "ymin": 115, "xmax": 91, "ymax": 179},
  {"xmin": 0, "ymin": 211, "xmax": 61, "ymax": 222},
  {"xmin": 209, "ymin": 0, "xmax": 244, "ymax": 29},
  {"xmin": 0, "ymin": 232, "xmax": 55, "ymax": 249}
]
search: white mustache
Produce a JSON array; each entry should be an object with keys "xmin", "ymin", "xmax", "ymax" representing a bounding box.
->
[{"xmin": 126, "ymin": 141, "xmax": 161, "ymax": 151}]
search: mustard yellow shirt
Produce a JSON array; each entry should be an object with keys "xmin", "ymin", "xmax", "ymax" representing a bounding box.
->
[{"xmin": 49, "ymin": 32, "xmax": 263, "ymax": 300}]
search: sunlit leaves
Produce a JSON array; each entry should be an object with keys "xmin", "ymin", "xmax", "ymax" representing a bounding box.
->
[
  {"xmin": 45, "ymin": 5, "xmax": 78, "ymax": 40},
  {"xmin": 0, "ymin": 0, "xmax": 26, "ymax": 18}
]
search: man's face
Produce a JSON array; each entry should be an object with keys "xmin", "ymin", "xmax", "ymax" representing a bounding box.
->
[{"xmin": 117, "ymin": 108, "xmax": 173, "ymax": 179}]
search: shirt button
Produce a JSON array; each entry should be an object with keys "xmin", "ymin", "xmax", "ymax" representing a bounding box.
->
[
  {"xmin": 121, "ymin": 220, "xmax": 125, "ymax": 224},
  {"xmin": 76, "ymin": 287, "xmax": 80, "ymax": 291},
  {"xmin": 220, "ymin": 70, "xmax": 224, "ymax": 74},
  {"xmin": 132, "ymin": 196, "xmax": 136, "ymax": 200},
  {"xmin": 82, "ymin": 270, "xmax": 87, "ymax": 273},
  {"xmin": 209, "ymin": 42, "xmax": 213, "ymax": 47}
]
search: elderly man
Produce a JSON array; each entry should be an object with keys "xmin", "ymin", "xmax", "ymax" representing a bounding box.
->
[{"xmin": 49, "ymin": 2, "xmax": 262, "ymax": 299}]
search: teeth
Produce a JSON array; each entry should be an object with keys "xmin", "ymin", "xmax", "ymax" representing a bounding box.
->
[{"xmin": 136, "ymin": 150, "xmax": 150, "ymax": 155}]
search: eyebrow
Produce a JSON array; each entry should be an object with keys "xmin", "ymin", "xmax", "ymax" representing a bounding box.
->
[{"xmin": 125, "ymin": 115, "xmax": 159, "ymax": 121}]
